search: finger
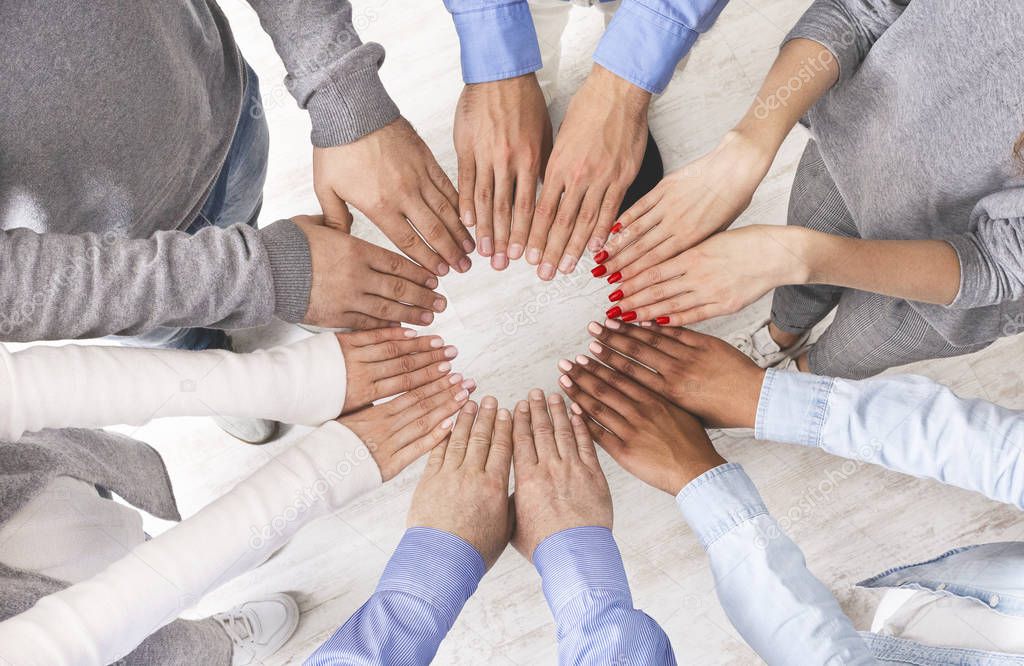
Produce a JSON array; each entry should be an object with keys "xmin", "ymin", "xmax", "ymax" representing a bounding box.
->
[
  {"xmin": 512, "ymin": 400, "xmax": 538, "ymax": 468},
  {"xmin": 588, "ymin": 320, "xmax": 678, "ymax": 371},
  {"xmin": 474, "ymin": 165, "xmax": 495, "ymax": 258},
  {"xmin": 588, "ymin": 185, "xmax": 626, "ymax": 254},
  {"xmin": 457, "ymin": 151, "xmax": 477, "ymax": 229},
  {"xmin": 359, "ymin": 293, "xmax": 436, "ymax": 327},
  {"xmin": 406, "ymin": 198, "xmax": 468, "ymax": 273},
  {"xmin": 491, "ymin": 166, "xmax": 514, "ymax": 269},
  {"xmin": 560, "ymin": 186, "xmax": 605, "ymax": 274},
  {"xmin": 373, "ymin": 346, "xmax": 458, "ymax": 382},
  {"xmin": 375, "ymin": 361, "xmax": 460, "ymax": 399},
  {"xmin": 340, "ymin": 312, "xmax": 402, "ymax": 330},
  {"xmin": 427, "ymin": 155, "xmax": 463, "ymax": 222},
  {"xmin": 560, "ymin": 354, "xmax": 649, "ymax": 403},
  {"xmin": 390, "ymin": 404, "xmax": 461, "ymax": 473},
  {"xmin": 620, "ymin": 284, "xmax": 711, "ymax": 323},
  {"xmin": 373, "ymin": 273, "xmax": 447, "ymax": 313},
  {"xmin": 316, "ymin": 191, "xmax": 354, "ymax": 232},
  {"xmin": 465, "ymin": 395, "xmax": 498, "ymax": 469},
  {"xmin": 424, "ymin": 177, "xmax": 474, "ymax": 259},
  {"xmin": 357, "ymin": 333, "xmax": 443, "ymax": 361},
  {"xmin": 369, "ymin": 245, "xmax": 441, "ymax": 290},
  {"xmin": 526, "ymin": 177, "xmax": 563, "ymax": 267},
  {"xmin": 559, "ymin": 369, "xmax": 632, "ymax": 436},
  {"xmin": 487, "ymin": 408, "xmax": 514, "ymax": 477},
  {"xmin": 379, "ymin": 214, "xmax": 449, "ymax": 277},
  {"xmin": 570, "ymin": 412, "xmax": 601, "ymax": 467},
  {"xmin": 573, "ymin": 404, "xmax": 628, "ymax": 461},
  {"xmin": 527, "ymin": 388, "xmax": 559, "ymax": 460},
  {"xmin": 546, "ymin": 392, "xmax": 579, "ymax": 461},
  {"xmin": 338, "ymin": 327, "xmax": 419, "ymax": 349},
  {"xmin": 508, "ymin": 166, "xmax": 538, "ymax": 261},
  {"xmin": 424, "ymin": 433, "xmax": 448, "ymax": 474},
  {"xmin": 538, "ymin": 186, "xmax": 586, "ymax": 280},
  {"xmin": 612, "ymin": 182, "xmax": 663, "ymax": 238},
  {"xmin": 617, "ymin": 255, "xmax": 689, "ymax": 298},
  {"xmin": 673, "ymin": 303, "xmax": 733, "ymax": 327},
  {"xmin": 603, "ymin": 217, "xmax": 671, "ymax": 277},
  {"xmin": 443, "ymin": 400, "xmax": 479, "ymax": 469}
]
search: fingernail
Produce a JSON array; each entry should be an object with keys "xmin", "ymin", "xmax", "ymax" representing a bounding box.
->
[
  {"xmin": 482, "ymin": 396, "xmax": 498, "ymax": 408},
  {"xmin": 462, "ymin": 210, "xmax": 475, "ymax": 227},
  {"xmin": 656, "ymin": 316, "xmax": 671, "ymax": 325},
  {"xmin": 458, "ymin": 256, "xmax": 472, "ymax": 272},
  {"xmin": 605, "ymin": 318, "xmax": 622, "ymax": 330},
  {"xmin": 609, "ymin": 290, "xmax": 624, "ymax": 302},
  {"xmin": 588, "ymin": 238, "xmax": 603, "ymax": 253},
  {"xmin": 449, "ymin": 373, "xmax": 463, "ymax": 384},
  {"xmin": 529, "ymin": 388, "xmax": 544, "ymax": 400},
  {"xmin": 610, "ymin": 222, "xmax": 623, "ymax": 234},
  {"xmin": 591, "ymin": 265, "xmax": 607, "ymax": 278},
  {"xmin": 404, "ymin": 329, "xmax": 418, "ymax": 338},
  {"xmin": 622, "ymin": 311, "xmax": 637, "ymax": 322},
  {"xmin": 539, "ymin": 263, "xmax": 556, "ymax": 281},
  {"xmin": 444, "ymin": 345, "xmax": 458, "ymax": 359},
  {"xmin": 462, "ymin": 238, "xmax": 476, "ymax": 253},
  {"xmin": 607, "ymin": 271, "xmax": 622, "ymax": 284},
  {"xmin": 480, "ymin": 237, "xmax": 493, "ymax": 257},
  {"xmin": 589, "ymin": 341, "xmax": 603, "ymax": 355},
  {"xmin": 640, "ymin": 321, "xmax": 653, "ymax": 327},
  {"xmin": 433, "ymin": 298, "xmax": 447, "ymax": 312},
  {"xmin": 436, "ymin": 262, "xmax": 449, "ymax": 276},
  {"xmin": 498, "ymin": 409, "xmax": 512, "ymax": 421},
  {"xmin": 426, "ymin": 277, "xmax": 439, "ymax": 289},
  {"xmin": 594, "ymin": 250, "xmax": 609, "ymax": 264},
  {"xmin": 526, "ymin": 248, "xmax": 542, "ymax": 265},
  {"xmin": 420, "ymin": 312, "xmax": 434, "ymax": 324},
  {"xmin": 517, "ymin": 400, "xmax": 529, "ymax": 413},
  {"xmin": 606, "ymin": 305, "xmax": 622, "ymax": 319},
  {"xmin": 570, "ymin": 402, "xmax": 583, "ymax": 415},
  {"xmin": 462, "ymin": 378, "xmax": 477, "ymax": 390},
  {"xmin": 492, "ymin": 252, "xmax": 508, "ymax": 270},
  {"xmin": 557, "ymin": 358, "xmax": 573, "ymax": 372},
  {"xmin": 558, "ymin": 255, "xmax": 576, "ymax": 274},
  {"xmin": 547, "ymin": 393, "xmax": 563, "ymax": 404},
  {"xmin": 587, "ymin": 321, "xmax": 602, "ymax": 335},
  {"xmin": 508, "ymin": 243, "xmax": 524, "ymax": 259},
  {"xmin": 559, "ymin": 375, "xmax": 573, "ymax": 388},
  {"xmin": 575, "ymin": 354, "xmax": 590, "ymax": 365},
  {"xmin": 430, "ymin": 337, "xmax": 444, "ymax": 348},
  {"xmin": 438, "ymin": 362, "xmax": 451, "ymax": 373},
  {"xmin": 455, "ymin": 389, "xmax": 469, "ymax": 401},
  {"xmin": 441, "ymin": 417, "xmax": 454, "ymax": 429}
]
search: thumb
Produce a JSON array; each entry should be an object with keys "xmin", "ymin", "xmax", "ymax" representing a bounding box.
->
[{"xmin": 318, "ymin": 189, "xmax": 354, "ymax": 232}]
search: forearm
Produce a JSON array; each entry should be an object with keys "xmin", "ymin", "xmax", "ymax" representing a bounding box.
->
[{"xmin": 0, "ymin": 333, "xmax": 345, "ymax": 441}]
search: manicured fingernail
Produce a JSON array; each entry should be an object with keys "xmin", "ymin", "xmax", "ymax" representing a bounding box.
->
[
  {"xmin": 588, "ymin": 238, "xmax": 603, "ymax": 253},
  {"xmin": 558, "ymin": 358, "xmax": 573, "ymax": 372},
  {"xmin": 455, "ymin": 389, "xmax": 469, "ymax": 401},
  {"xmin": 482, "ymin": 396, "xmax": 498, "ymax": 408},
  {"xmin": 420, "ymin": 312, "xmax": 434, "ymax": 324},
  {"xmin": 570, "ymin": 402, "xmax": 583, "ymax": 415},
  {"xmin": 436, "ymin": 262, "xmax": 449, "ymax": 276},
  {"xmin": 558, "ymin": 255, "xmax": 576, "ymax": 273},
  {"xmin": 575, "ymin": 354, "xmax": 590, "ymax": 365},
  {"xmin": 426, "ymin": 277, "xmax": 439, "ymax": 289},
  {"xmin": 492, "ymin": 252, "xmax": 508, "ymax": 270},
  {"xmin": 559, "ymin": 375, "xmax": 573, "ymax": 388},
  {"xmin": 594, "ymin": 250, "xmax": 609, "ymax": 264},
  {"xmin": 462, "ymin": 238, "xmax": 476, "ymax": 253},
  {"xmin": 508, "ymin": 243, "xmax": 524, "ymax": 259},
  {"xmin": 606, "ymin": 306, "xmax": 622, "ymax": 319},
  {"xmin": 444, "ymin": 345, "xmax": 458, "ymax": 359},
  {"xmin": 463, "ymin": 400, "xmax": 479, "ymax": 414},
  {"xmin": 433, "ymin": 298, "xmax": 447, "ymax": 312},
  {"xmin": 591, "ymin": 265, "xmax": 607, "ymax": 278},
  {"xmin": 589, "ymin": 341, "xmax": 603, "ymax": 355},
  {"xmin": 441, "ymin": 417, "xmax": 454, "ymax": 429},
  {"xmin": 430, "ymin": 337, "xmax": 444, "ymax": 348},
  {"xmin": 529, "ymin": 388, "xmax": 544, "ymax": 400},
  {"xmin": 604, "ymin": 318, "xmax": 622, "ymax": 330},
  {"xmin": 539, "ymin": 263, "xmax": 556, "ymax": 281},
  {"xmin": 438, "ymin": 362, "xmax": 451, "ymax": 373},
  {"xmin": 640, "ymin": 321, "xmax": 653, "ymax": 327},
  {"xmin": 462, "ymin": 378, "xmax": 477, "ymax": 391},
  {"xmin": 607, "ymin": 271, "xmax": 622, "ymax": 284},
  {"xmin": 656, "ymin": 316, "xmax": 671, "ymax": 325},
  {"xmin": 462, "ymin": 210, "xmax": 475, "ymax": 227},
  {"xmin": 622, "ymin": 311, "xmax": 637, "ymax": 322},
  {"xmin": 609, "ymin": 290, "xmax": 624, "ymax": 302},
  {"xmin": 480, "ymin": 237, "xmax": 493, "ymax": 257},
  {"xmin": 404, "ymin": 329, "xmax": 418, "ymax": 338},
  {"xmin": 449, "ymin": 373, "xmax": 463, "ymax": 384},
  {"xmin": 610, "ymin": 222, "xmax": 623, "ymax": 234},
  {"xmin": 458, "ymin": 257, "xmax": 472, "ymax": 272},
  {"xmin": 587, "ymin": 321, "xmax": 602, "ymax": 335}
]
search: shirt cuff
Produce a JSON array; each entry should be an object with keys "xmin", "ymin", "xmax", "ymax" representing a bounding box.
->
[
  {"xmin": 533, "ymin": 526, "xmax": 632, "ymax": 622},
  {"xmin": 676, "ymin": 463, "xmax": 768, "ymax": 550},
  {"xmin": 593, "ymin": 2, "xmax": 698, "ymax": 94},
  {"xmin": 260, "ymin": 219, "xmax": 311, "ymax": 324},
  {"xmin": 448, "ymin": 1, "xmax": 542, "ymax": 83},
  {"xmin": 376, "ymin": 527, "xmax": 486, "ymax": 625},
  {"xmin": 754, "ymin": 368, "xmax": 835, "ymax": 447}
]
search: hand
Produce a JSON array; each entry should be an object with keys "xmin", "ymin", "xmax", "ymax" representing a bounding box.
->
[
  {"xmin": 600, "ymin": 130, "xmax": 773, "ymax": 281},
  {"xmin": 313, "ymin": 118, "xmax": 475, "ymax": 276},
  {"xmin": 292, "ymin": 215, "xmax": 448, "ymax": 329},
  {"xmin": 557, "ymin": 351, "xmax": 726, "ymax": 495},
  {"xmin": 407, "ymin": 397, "xmax": 513, "ymax": 569},
  {"xmin": 510, "ymin": 390, "xmax": 612, "ymax": 561},
  {"xmin": 454, "ymin": 74, "xmax": 552, "ymax": 270},
  {"xmin": 583, "ymin": 320, "xmax": 765, "ymax": 429},
  {"xmin": 340, "ymin": 372, "xmax": 476, "ymax": 481},
  {"xmin": 529, "ymin": 65, "xmax": 650, "ymax": 280},
  {"xmin": 611, "ymin": 224, "xmax": 811, "ymax": 327},
  {"xmin": 335, "ymin": 328, "xmax": 466, "ymax": 414}
]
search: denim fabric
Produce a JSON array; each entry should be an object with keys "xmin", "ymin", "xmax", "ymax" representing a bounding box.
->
[{"xmin": 863, "ymin": 633, "xmax": 1024, "ymax": 666}]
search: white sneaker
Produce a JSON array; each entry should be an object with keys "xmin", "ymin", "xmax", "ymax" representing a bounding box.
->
[
  {"xmin": 214, "ymin": 593, "xmax": 300, "ymax": 666},
  {"xmin": 730, "ymin": 319, "xmax": 811, "ymax": 369}
]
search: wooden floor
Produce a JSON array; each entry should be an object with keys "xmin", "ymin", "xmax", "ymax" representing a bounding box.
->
[{"xmin": 119, "ymin": 1, "xmax": 1024, "ymax": 663}]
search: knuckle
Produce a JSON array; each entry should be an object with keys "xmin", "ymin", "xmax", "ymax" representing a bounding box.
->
[
  {"xmin": 395, "ymin": 232, "xmax": 419, "ymax": 251},
  {"xmin": 399, "ymin": 355, "xmax": 418, "ymax": 373},
  {"xmin": 383, "ymin": 341, "xmax": 401, "ymax": 357},
  {"xmin": 475, "ymin": 185, "xmax": 493, "ymax": 204},
  {"xmin": 386, "ymin": 253, "xmax": 404, "ymax": 274},
  {"xmin": 389, "ymin": 278, "xmax": 407, "ymax": 299}
]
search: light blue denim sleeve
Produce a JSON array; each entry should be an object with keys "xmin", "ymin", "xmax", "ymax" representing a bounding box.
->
[
  {"xmin": 755, "ymin": 368, "xmax": 1024, "ymax": 510},
  {"xmin": 532, "ymin": 526, "xmax": 677, "ymax": 665},
  {"xmin": 594, "ymin": 0, "xmax": 730, "ymax": 93},
  {"xmin": 676, "ymin": 463, "xmax": 876, "ymax": 665},
  {"xmin": 305, "ymin": 527, "xmax": 484, "ymax": 665},
  {"xmin": 442, "ymin": 0, "xmax": 543, "ymax": 83}
]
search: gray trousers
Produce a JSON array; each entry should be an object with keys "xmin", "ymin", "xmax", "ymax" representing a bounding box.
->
[{"xmin": 770, "ymin": 141, "xmax": 992, "ymax": 379}]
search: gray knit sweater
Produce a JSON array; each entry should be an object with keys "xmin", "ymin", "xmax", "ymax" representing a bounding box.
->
[
  {"xmin": 789, "ymin": 0, "xmax": 1024, "ymax": 345},
  {"xmin": 0, "ymin": 1, "xmax": 401, "ymax": 341}
]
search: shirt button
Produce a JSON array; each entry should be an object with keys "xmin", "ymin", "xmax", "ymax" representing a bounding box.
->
[{"xmin": 989, "ymin": 595, "xmax": 1000, "ymax": 607}]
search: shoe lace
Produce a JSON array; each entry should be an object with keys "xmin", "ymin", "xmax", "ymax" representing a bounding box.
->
[{"xmin": 217, "ymin": 611, "xmax": 255, "ymax": 646}]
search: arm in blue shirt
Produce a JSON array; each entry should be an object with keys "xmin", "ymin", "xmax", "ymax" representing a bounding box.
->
[
  {"xmin": 755, "ymin": 368, "xmax": 1024, "ymax": 510},
  {"xmin": 444, "ymin": 0, "xmax": 730, "ymax": 93},
  {"xmin": 533, "ymin": 526, "xmax": 676, "ymax": 665},
  {"xmin": 677, "ymin": 463, "xmax": 876, "ymax": 665},
  {"xmin": 304, "ymin": 527, "xmax": 485, "ymax": 666}
]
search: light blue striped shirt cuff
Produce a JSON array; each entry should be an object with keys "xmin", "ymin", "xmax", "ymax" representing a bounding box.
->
[
  {"xmin": 444, "ymin": 0, "xmax": 543, "ymax": 83},
  {"xmin": 533, "ymin": 526, "xmax": 631, "ymax": 621},
  {"xmin": 755, "ymin": 368, "xmax": 835, "ymax": 447},
  {"xmin": 676, "ymin": 463, "xmax": 768, "ymax": 549}
]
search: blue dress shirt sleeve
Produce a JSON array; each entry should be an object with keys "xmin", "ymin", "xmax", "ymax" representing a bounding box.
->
[
  {"xmin": 676, "ymin": 463, "xmax": 876, "ymax": 665},
  {"xmin": 443, "ymin": 0, "xmax": 543, "ymax": 83},
  {"xmin": 305, "ymin": 527, "xmax": 485, "ymax": 666},
  {"xmin": 533, "ymin": 526, "xmax": 676, "ymax": 665},
  {"xmin": 594, "ymin": 0, "xmax": 730, "ymax": 93},
  {"xmin": 755, "ymin": 368, "xmax": 1024, "ymax": 510}
]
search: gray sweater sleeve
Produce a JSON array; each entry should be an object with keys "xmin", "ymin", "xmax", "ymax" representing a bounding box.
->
[
  {"xmin": 944, "ymin": 188, "xmax": 1024, "ymax": 310},
  {"xmin": 0, "ymin": 219, "xmax": 311, "ymax": 342},
  {"xmin": 245, "ymin": 0, "xmax": 401, "ymax": 147},
  {"xmin": 784, "ymin": 0, "xmax": 906, "ymax": 84}
]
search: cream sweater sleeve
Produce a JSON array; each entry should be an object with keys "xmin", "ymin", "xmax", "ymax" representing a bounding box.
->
[
  {"xmin": 0, "ymin": 332, "xmax": 346, "ymax": 440},
  {"xmin": 0, "ymin": 420, "xmax": 382, "ymax": 666}
]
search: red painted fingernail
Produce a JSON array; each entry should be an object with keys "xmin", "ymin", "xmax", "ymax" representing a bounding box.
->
[
  {"xmin": 610, "ymin": 222, "xmax": 623, "ymax": 234},
  {"xmin": 607, "ymin": 271, "xmax": 622, "ymax": 284},
  {"xmin": 609, "ymin": 289, "xmax": 623, "ymax": 302},
  {"xmin": 591, "ymin": 265, "xmax": 607, "ymax": 278},
  {"xmin": 594, "ymin": 250, "xmax": 609, "ymax": 264},
  {"xmin": 656, "ymin": 316, "xmax": 671, "ymax": 325},
  {"xmin": 606, "ymin": 306, "xmax": 622, "ymax": 319},
  {"xmin": 622, "ymin": 311, "xmax": 637, "ymax": 322}
]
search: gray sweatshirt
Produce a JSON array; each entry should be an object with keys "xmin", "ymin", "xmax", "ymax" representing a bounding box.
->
[
  {"xmin": 0, "ymin": 1, "xmax": 400, "ymax": 341},
  {"xmin": 788, "ymin": 0, "xmax": 1024, "ymax": 345}
]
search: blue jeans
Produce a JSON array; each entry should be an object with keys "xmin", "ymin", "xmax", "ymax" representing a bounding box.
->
[{"xmin": 129, "ymin": 61, "xmax": 270, "ymax": 351}]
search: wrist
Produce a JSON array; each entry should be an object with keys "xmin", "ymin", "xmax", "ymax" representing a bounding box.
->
[
  {"xmin": 722, "ymin": 127, "xmax": 777, "ymax": 177},
  {"xmin": 670, "ymin": 452, "xmax": 729, "ymax": 496},
  {"xmin": 588, "ymin": 64, "xmax": 652, "ymax": 115}
]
